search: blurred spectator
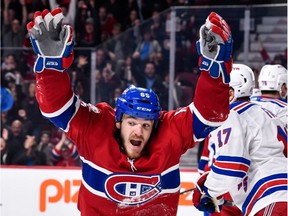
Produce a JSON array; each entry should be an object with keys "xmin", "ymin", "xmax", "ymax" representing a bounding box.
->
[
  {"xmin": 1, "ymin": 112, "xmax": 10, "ymax": 131},
  {"xmin": 69, "ymin": 54, "xmax": 91, "ymax": 101},
  {"xmin": 149, "ymin": 42, "xmax": 166, "ymax": 78},
  {"xmin": 162, "ymin": 73, "xmax": 182, "ymax": 108},
  {"xmin": 256, "ymin": 33, "xmax": 287, "ymax": 67},
  {"xmin": 175, "ymin": 72, "xmax": 199, "ymax": 107},
  {"xmin": 16, "ymin": 109, "xmax": 33, "ymax": 136},
  {"xmin": 98, "ymin": 64, "xmax": 122, "ymax": 104},
  {"xmin": 118, "ymin": 56, "xmax": 137, "ymax": 86},
  {"xmin": 150, "ymin": 9, "xmax": 166, "ymax": 43},
  {"xmin": 51, "ymin": 132, "xmax": 80, "ymax": 167},
  {"xmin": 70, "ymin": 55, "xmax": 90, "ymax": 101},
  {"xmin": 104, "ymin": 23, "xmax": 133, "ymax": 76},
  {"xmin": 49, "ymin": 0, "xmax": 77, "ymax": 29},
  {"xmin": 0, "ymin": 137, "xmax": 8, "ymax": 164},
  {"xmin": 94, "ymin": 69, "xmax": 103, "ymax": 104},
  {"xmin": 72, "ymin": 55, "xmax": 90, "ymax": 78},
  {"xmin": 134, "ymin": 62, "xmax": 168, "ymax": 109},
  {"xmin": 36, "ymin": 130, "xmax": 54, "ymax": 165},
  {"xmin": 2, "ymin": 53, "xmax": 27, "ymax": 82},
  {"xmin": 74, "ymin": 79, "xmax": 89, "ymax": 101},
  {"xmin": 76, "ymin": 17, "xmax": 98, "ymax": 57},
  {"xmin": 104, "ymin": 0, "xmax": 128, "ymax": 28},
  {"xmin": 110, "ymin": 87, "xmax": 123, "ymax": 107},
  {"xmin": 1, "ymin": 54, "xmax": 17, "ymax": 72},
  {"xmin": 2, "ymin": 0, "xmax": 16, "ymax": 23},
  {"xmin": 1, "ymin": 55, "xmax": 22, "ymax": 95},
  {"xmin": 20, "ymin": 135, "xmax": 47, "ymax": 165},
  {"xmin": 273, "ymin": 53, "xmax": 287, "ymax": 67},
  {"xmin": 134, "ymin": 0, "xmax": 154, "ymax": 21},
  {"xmin": 94, "ymin": 69, "xmax": 103, "ymax": 103},
  {"xmin": 125, "ymin": 0, "xmax": 142, "ymax": 22},
  {"xmin": 75, "ymin": 0, "xmax": 101, "ymax": 48},
  {"xmin": 132, "ymin": 28, "xmax": 162, "ymax": 64},
  {"xmin": 25, "ymin": 0, "xmax": 50, "ymax": 13},
  {"xmin": 75, "ymin": 0, "xmax": 90, "ymax": 35},
  {"xmin": 2, "ymin": 0, "xmax": 27, "ymax": 60},
  {"xmin": 1, "ymin": 55, "xmax": 22, "ymax": 87},
  {"xmin": 130, "ymin": 19, "xmax": 142, "ymax": 45},
  {"xmin": 124, "ymin": 9, "xmax": 139, "ymax": 29},
  {"xmin": 21, "ymin": 81, "xmax": 46, "ymax": 139},
  {"xmin": 95, "ymin": 48, "xmax": 110, "ymax": 72},
  {"xmin": 5, "ymin": 119, "xmax": 26, "ymax": 164},
  {"xmin": 49, "ymin": 127, "xmax": 65, "ymax": 145},
  {"xmin": 5, "ymin": 73, "xmax": 26, "ymax": 123},
  {"xmin": 21, "ymin": 10, "xmax": 39, "ymax": 81},
  {"xmin": 98, "ymin": 6, "xmax": 117, "ymax": 42},
  {"xmin": 181, "ymin": 14, "xmax": 199, "ymax": 71}
]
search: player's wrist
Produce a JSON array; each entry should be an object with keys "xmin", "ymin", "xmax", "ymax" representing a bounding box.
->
[{"xmin": 34, "ymin": 51, "xmax": 74, "ymax": 73}]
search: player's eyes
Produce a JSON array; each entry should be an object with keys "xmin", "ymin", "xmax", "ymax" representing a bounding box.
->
[
  {"xmin": 128, "ymin": 121, "xmax": 135, "ymax": 126},
  {"xmin": 143, "ymin": 124, "xmax": 151, "ymax": 129}
]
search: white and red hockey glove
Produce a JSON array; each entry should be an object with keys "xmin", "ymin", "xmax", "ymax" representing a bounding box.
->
[
  {"xmin": 197, "ymin": 12, "xmax": 233, "ymax": 84},
  {"xmin": 192, "ymin": 172, "xmax": 224, "ymax": 213},
  {"xmin": 26, "ymin": 8, "xmax": 74, "ymax": 73}
]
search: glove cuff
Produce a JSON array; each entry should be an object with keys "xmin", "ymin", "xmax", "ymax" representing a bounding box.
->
[
  {"xmin": 198, "ymin": 55, "xmax": 231, "ymax": 84},
  {"xmin": 34, "ymin": 51, "xmax": 74, "ymax": 73}
]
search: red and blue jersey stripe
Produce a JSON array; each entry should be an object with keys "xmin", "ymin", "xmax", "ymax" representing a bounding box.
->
[
  {"xmin": 230, "ymin": 101, "xmax": 256, "ymax": 114},
  {"xmin": 211, "ymin": 155, "xmax": 250, "ymax": 178},
  {"xmin": 250, "ymin": 96, "xmax": 287, "ymax": 108},
  {"xmin": 242, "ymin": 173, "xmax": 288, "ymax": 216}
]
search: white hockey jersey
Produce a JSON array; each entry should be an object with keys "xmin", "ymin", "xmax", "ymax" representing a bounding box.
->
[
  {"xmin": 250, "ymin": 95, "xmax": 287, "ymax": 126},
  {"xmin": 204, "ymin": 101, "xmax": 288, "ymax": 216}
]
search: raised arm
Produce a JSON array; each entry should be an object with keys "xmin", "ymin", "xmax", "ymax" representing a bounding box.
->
[
  {"xmin": 20, "ymin": 0, "xmax": 28, "ymax": 25},
  {"xmin": 192, "ymin": 12, "xmax": 233, "ymax": 141},
  {"xmin": 26, "ymin": 8, "xmax": 75, "ymax": 131}
]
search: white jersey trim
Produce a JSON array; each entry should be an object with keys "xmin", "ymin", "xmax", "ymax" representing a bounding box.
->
[
  {"xmin": 189, "ymin": 103, "xmax": 224, "ymax": 127},
  {"xmin": 41, "ymin": 93, "xmax": 76, "ymax": 117}
]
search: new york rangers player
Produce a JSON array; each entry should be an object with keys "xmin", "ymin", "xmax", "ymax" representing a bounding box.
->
[
  {"xmin": 193, "ymin": 64, "xmax": 288, "ymax": 216},
  {"xmin": 27, "ymin": 9, "xmax": 233, "ymax": 215},
  {"xmin": 250, "ymin": 64, "xmax": 287, "ymax": 126}
]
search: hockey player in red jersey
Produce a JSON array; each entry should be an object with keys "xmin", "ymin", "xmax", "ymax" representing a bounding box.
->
[
  {"xmin": 193, "ymin": 64, "xmax": 288, "ymax": 216},
  {"xmin": 27, "ymin": 9, "xmax": 233, "ymax": 215}
]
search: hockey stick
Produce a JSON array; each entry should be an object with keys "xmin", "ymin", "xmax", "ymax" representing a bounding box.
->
[
  {"xmin": 180, "ymin": 188, "xmax": 195, "ymax": 195},
  {"xmin": 180, "ymin": 188, "xmax": 236, "ymax": 207}
]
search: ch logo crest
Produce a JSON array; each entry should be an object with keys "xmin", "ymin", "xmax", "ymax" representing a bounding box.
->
[{"xmin": 105, "ymin": 174, "xmax": 161, "ymax": 205}]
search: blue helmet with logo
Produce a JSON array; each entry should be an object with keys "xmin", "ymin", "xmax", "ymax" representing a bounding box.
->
[{"xmin": 115, "ymin": 85, "xmax": 161, "ymax": 123}]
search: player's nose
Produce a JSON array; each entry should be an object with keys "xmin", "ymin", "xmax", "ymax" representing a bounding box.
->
[{"xmin": 133, "ymin": 124, "xmax": 143, "ymax": 136}]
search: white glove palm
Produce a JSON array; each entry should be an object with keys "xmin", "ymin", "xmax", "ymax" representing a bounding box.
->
[{"xmin": 27, "ymin": 8, "xmax": 74, "ymax": 72}]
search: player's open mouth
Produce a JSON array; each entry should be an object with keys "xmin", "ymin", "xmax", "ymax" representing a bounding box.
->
[{"xmin": 130, "ymin": 140, "xmax": 141, "ymax": 146}]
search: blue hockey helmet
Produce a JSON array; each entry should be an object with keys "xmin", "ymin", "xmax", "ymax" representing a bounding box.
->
[{"xmin": 115, "ymin": 85, "xmax": 161, "ymax": 123}]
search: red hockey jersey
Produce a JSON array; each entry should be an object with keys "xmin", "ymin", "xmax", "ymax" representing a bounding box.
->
[{"xmin": 35, "ymin": 69, "xmax": 229, "ymax": 215}]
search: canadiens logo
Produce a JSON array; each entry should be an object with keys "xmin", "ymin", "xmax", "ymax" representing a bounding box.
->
[{"xmin": 105, "ymin": 174, "xmax": 161, "ymax": 205}]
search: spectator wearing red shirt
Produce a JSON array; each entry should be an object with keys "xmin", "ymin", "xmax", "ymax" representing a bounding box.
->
[
  {"xmin": 98, "ymin": 6, "xmax": 117, "ymax": 42},
  {"xmin": 51, "ymin": 132, "xmax": 80, "ymax": 167}
]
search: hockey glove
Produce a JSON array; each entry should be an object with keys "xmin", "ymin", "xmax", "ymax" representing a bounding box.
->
[
  {"xmin": 26, "ymin": 8, "xmax": 74, "ymax": 73},
  {"xmin": 192, "ymin": 172, "xmax": 223, "ymax": 213},
  {"xmin": 197, "ymin": 12, "xmax": 233, "ymax": 84}
]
